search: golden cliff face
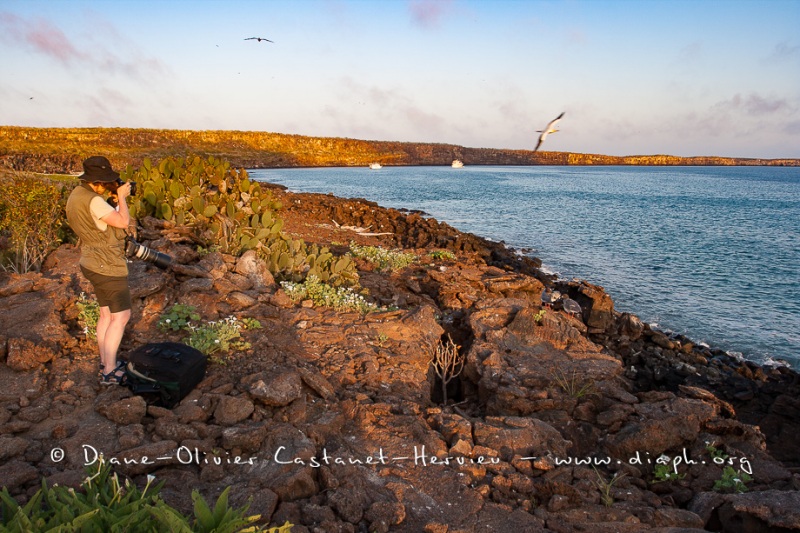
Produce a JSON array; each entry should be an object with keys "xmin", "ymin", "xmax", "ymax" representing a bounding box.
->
[{"xmin": 1, "ymin": 126, "xmax": 797, "ymax": 173}]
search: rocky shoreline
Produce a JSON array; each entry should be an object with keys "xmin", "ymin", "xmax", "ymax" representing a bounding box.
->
[{"xmin": 1, "ymin": 183, "xmax": 799, "ymax": 532}]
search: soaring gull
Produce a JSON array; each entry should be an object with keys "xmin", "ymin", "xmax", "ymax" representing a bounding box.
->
[
  {"xmin": 245, "ymin": 37, "xmax": 274, "ymax": 43},
  {"xmin": 534, "ymin": 111, "xmax": 565, "ymax": 152}
]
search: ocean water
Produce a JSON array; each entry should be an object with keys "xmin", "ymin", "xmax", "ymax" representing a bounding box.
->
[{"xmin": 249, "ymin": 166, "xmax": 800, "ymax": 368}]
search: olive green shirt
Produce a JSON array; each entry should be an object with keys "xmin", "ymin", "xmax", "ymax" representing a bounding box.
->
[{"xmin": 66, "ymin": 184, "xmax": 128, "ymax": 277}]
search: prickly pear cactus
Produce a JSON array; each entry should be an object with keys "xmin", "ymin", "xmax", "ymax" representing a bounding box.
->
[{"xmin": 121, "ymin": 156, "xmax": 358, "ymax": 286}]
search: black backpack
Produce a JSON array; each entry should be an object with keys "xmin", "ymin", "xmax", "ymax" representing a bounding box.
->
[{"xmin": 124, "ymin": 342, "xmax": 207, "ymax": 408}]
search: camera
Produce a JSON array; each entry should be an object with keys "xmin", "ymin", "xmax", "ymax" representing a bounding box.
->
[
  {"xmin": 106, "ymin": 179, "xmax": 136, "ymax": 207},
  {"xmin": 112, "ymin": 178, "xmax": 136, "ymax": 196},
  {"xmin": 126, "ymin": 238, "xmax": 172, "ymax": 270}
]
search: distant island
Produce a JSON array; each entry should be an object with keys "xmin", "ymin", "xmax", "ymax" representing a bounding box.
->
[{"xmin": 1, "ymin": 126, "xmax": 797, "ymax": 173}]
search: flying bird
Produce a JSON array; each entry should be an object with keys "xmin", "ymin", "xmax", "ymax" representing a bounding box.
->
[
  {"xmin": 534, "ymin": 111, "xmax": 565, "ymax": 152},
  {"xmin": 245, "ymin": 37, "xmax": 274, "ymax": 43}
]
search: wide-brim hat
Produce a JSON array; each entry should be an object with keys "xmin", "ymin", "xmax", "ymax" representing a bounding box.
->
[{"xmin": 79, "ymin": 156, "xmax": 119, "ymax": 182}]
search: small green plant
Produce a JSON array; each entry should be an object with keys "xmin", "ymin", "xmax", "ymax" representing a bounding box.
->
[
  {"xmin": 0, "ymin": 460, "xmax": 285, "ymax": 532},
  {"xmin": 706, "ymin": 442, "xmax": 729, "ymax": 461},
  {"xmin": 281, "ymin": 275, "xmax": 382, "ymax": 314},
  {"xmin": 186, "ymin": 316, "xmax": 261, "ymax": 364},
  {"xmin": 349, "ymin": 242, "xmax": 417, "ymax": 271},
  {"xmin": 428, "ymin": 249, "xmax": 456, "ymax": 261},
  {"xmin": 76, "ymin": 292, "xmax": 100, "ymax": 340},
  {"xmin": 652, "ymin": 462, "xmax": 686, "ymax": 483},
  {"xmin": 158, "ymin": 303, "xmax": 202, "ymax": 332},
  {"xmin": 533, "ymin": 309, "xmax": 546, "ymax": 324},
  {"xmin": 157, "ymin": 305, "xmax": 261, "ymax": 364},
  {"xmin": 551, "ymin": 367, "xmax": 595, "ymax": 398},
  {"xmin": 713, "ymin": 466, "xmax": 752, "ymax": 493},
  {"xmin": 369, "ymin": 332, "xmax": 390, "ymax": 348},
  {"xmin": 197, "ymin": 244, "xmax": 221, "ymax": 256},
  {"xmin": 593, "ymin": 468, "xmax": 626, "ymax": 507}
]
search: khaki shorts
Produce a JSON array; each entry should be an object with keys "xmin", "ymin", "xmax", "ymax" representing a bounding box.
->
[{"xmin": 80, "ymin": 266, "xmax": 132, "ymax": 313}]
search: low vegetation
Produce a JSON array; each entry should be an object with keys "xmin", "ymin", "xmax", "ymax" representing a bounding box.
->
[
  {"xmin": 0, "ymin": 461, "xmax": 292, "ymax": 532},
  {"xmin": 349, "ymin": 242, "xmax": 417, "ymax": 271},
  {"xmin": 0, "ymin": 171, "xmax": 74, "ymax": 273},
  {"xmin": 157, "ymin": 304, "xmax": 262, "ymax": 364},
  {"xmin": 280, "ymin": 275, "xmax": 383, "ymax": 314}
]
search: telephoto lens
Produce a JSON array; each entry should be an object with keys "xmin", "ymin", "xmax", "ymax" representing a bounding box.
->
[{"xmin": 126, "ymin": 238, "xmax": 172, "ymax": 269}]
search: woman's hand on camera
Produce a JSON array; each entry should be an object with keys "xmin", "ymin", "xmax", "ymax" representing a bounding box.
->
[{"xmin": 116, "ymin": 182, "xmax": 132, "ymax": 200}]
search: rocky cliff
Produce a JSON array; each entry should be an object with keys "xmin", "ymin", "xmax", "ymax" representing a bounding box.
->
[
  {"xmin": 1, "ymin": 126, "xmax": 797, "ymax": 173},
  {"xmin": 1, "ymin": 184, "xmax": 799, "ymax": 532}
]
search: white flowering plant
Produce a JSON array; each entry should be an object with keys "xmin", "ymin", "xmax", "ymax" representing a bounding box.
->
[
  {"xmin": 713, "ymin": 466, "xmax": 752, "ymax": 493},
  {"xmin": 185, "ymin": 315, "xmax": 262, "ymax": 364},
  {"xmin": 652, "ymin": 461, "xmax": 686, "ymax": 483},
  {"xmin": 349, "ymin": 242, "xmax": 417, "ymax": 271},
  {"xmin": 281, "ymin": 275, "xmax": 382, "ymax": 314},
  {"xmin": 157, "ymin": 303, "xmax": 201, "ymax": 332},
  {"xmin": 156, "ymin": 305, "xmax": 262, "ymax": 364}
]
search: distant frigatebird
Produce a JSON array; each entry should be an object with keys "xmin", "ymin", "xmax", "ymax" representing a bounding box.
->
[
  {"xmin": 244, "ymin": 37, "xmax": 274, "ymax": 43},
  {"xmin": 534, "ymin": 111, "xmax": 565, "ymax": 152}
]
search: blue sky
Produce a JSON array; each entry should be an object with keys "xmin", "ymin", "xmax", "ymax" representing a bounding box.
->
[{"xmin": 1, "ymin": 0, "xmax": 798, "ymax": 158}]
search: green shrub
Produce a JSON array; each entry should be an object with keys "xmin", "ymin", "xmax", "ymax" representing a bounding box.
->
[
  {"xmin": 0, "ymin": 461, "xmax": 291, "ymax": 532},
  {"xmin": 349, "ymin": 242, "xmax": 416, "ymax": 271},
  {"xmin": 0, "ymin": 172, "xmax": 73, "ymax": 273}
]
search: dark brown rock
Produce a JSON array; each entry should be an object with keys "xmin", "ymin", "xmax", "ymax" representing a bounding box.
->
[
  {"xmin": 0, "ymin": 364, "xmax": 46, "ymax": 402},
  {"xmin": 96, "ymin": 395, "xmax": 148, "ymax": 426},
  {"xmin": 0, "ymin": 436, "xmax": 28, "ymax": 461},
  {"xmin": 114, "ymin": 439, "xmax": 180, "ymax": 476},
  {"xmin": 298, "ymin": 367, "xmax": 337, "ymax": 401},
  {"xmin": 118, "ymin": 424, "xmax": 146, "ymax": 449},
  {"xmin": 605, "ymin": 398, "xmax": 717, "ymax": 458},
  {"xmin": 220, "ymin": 423, "xmax": 268, "ymax": 452},
  {"xmin": 255, "ymin": 424, "xmax": 319, "ymax": 501},
  {"xmin": 473, "ymin": 416, "xmax": 570, "ymax": 458},
  {"xmin": 718, "ymin": 490, "xmax": 800, "ymax": 530},
  {"xmin": 0, "ymin": 460, "xmax": 39, "ymax": 491},
  {"xmin": 224, "ymin": 291, "xmax": 257, "ymax": 310},
  {"xmin": 247, "ymin": 370, "xmax": 304, "ymax": 407},
  {"xmin": 213, "ymin": 395, "xmax": 255, "ymax": 425},
  {"xmin": 154, "ymin": 417, "xmax": 200, "ymax": 442}
]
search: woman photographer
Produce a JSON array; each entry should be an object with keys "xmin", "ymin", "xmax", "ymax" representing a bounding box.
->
[{"xmin": 66, "ymin": 156, "xmax": 132, "ymax": 385}]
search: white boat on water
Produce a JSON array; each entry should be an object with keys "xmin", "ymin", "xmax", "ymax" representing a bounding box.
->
[
  {"xmin": 369, "ymin": 163, "xmax": 382, "ymax": 169},
  {"xmin": 451, "ymin": 159, "xmax": 464, "ymax": 168}
]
